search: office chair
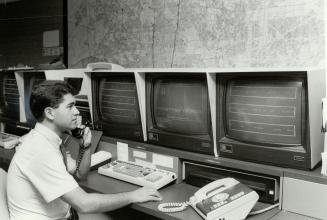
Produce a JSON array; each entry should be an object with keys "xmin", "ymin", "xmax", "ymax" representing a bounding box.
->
[{"xmin": 0, "ymin": 168, "xmax": 10, "ymax": 220}]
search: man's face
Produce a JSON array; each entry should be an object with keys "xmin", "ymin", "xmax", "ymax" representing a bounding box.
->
[{"xmin": 51, "ymin": 93, "xmax": 80, "ymax": 132}]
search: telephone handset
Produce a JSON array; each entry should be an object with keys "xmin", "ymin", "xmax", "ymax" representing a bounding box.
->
[
  {"xmin": 71, "ymin": 121, "xmax": 91, "ymax": 139},
  {"xmin": 158, "ymin": 178, "xmax": 259, "ymax": 220},
  {"xmin": 71, "ymin": 126, "xmax": 84, "ymax": 139}
]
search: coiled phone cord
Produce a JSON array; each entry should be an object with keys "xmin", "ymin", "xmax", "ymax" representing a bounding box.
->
[
  {"xmin": 73, "ymin": 147, "xmax": 86, "ymax": 176},
  {"xmin": 158, "ymin": 199, "xmax": 280, "ymax": 215},
  {"xmin": 158, "ymin": 200, "xmax": 191, "ymax": 213}
]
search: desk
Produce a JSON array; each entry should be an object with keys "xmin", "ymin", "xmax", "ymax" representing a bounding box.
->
[
  {"xmin": 79, "ymin": 171, "xmax": 282, "ymax": 220},
  {"xmin": 0, "ymin": 147, "xmax": 318, "ymax": 220}
]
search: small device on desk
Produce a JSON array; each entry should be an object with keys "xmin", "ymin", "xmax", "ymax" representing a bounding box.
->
[
  {"xmin": 98, "ymin": 160, "xmax": 177, "ymax": 189},
  {"xmin": 0, "ymin": 132, "xmax": 20, "ymax": 149},
  {"xmin": 158, "ymin": 178, "xmax": 259, "ymax": 220},
  {"xmin": 90, "ymin": 151, "xmax": 112, "ymax": 170}
]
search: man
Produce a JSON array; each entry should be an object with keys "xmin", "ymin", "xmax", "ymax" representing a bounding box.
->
[{"xmin": 7, "ymin": 80, "xmax": 161, "ymax": 220}]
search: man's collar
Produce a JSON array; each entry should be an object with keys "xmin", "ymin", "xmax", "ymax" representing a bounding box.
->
[{"xmin": 34, "ymin": 123, "xmax": 62, "ymax": 147}]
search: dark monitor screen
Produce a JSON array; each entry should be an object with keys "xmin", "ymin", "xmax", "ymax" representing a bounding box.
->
[
  {"xmin": 0, "ymin": 71, "xmax": 20, "ymax": 121},
  {"xmin": 64, "ymin": 77, "xmax": 83, "ymax": 94},
  {"xmin": 92, "ymin": 73, "xmax": 143, "ymax": 141},
  {"xmin": 63, "ymin": 77, "xmax": 91, "ymax": 124},
  {"xmin": 24, "ymin": 72, "xmax": 46, "ymax": 126},
  {"xmin": 152, "ymin": 78, "xmax": 209, "ymax": 135},
  {"xmin": 225, "ymin": 78, "xmax": 304, "ymax": 146},
  {"xmin": 98, "ymin": 76, "xmax": 140, "ymax": 125}
]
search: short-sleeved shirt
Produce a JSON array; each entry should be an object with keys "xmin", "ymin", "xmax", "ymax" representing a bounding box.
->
[{"xmin": 7, "ymin": 123, "xmax": 79, "ymax": 220}]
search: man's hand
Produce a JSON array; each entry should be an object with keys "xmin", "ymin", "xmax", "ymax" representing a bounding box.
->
[
  {"xmin": 129, "ymin": 187, "xmax": 162, "ymax": 203},
  {"xmin": 66, "ymin": 151, "xmax": 77, "ymax": 173},
  {"xmin": 79, "ymin": 125, "xmax": 92, "ymax": 148}
]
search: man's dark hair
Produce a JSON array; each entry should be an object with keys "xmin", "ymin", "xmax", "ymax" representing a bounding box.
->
[{"xmin": 30, "ymin": 80, "xmax": 77, "ymax": 121}]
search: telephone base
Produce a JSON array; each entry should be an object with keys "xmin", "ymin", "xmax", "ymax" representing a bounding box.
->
[
  {"xmin": 190, "ymin": 178, "xmax": 259, "ymax": 220},
  {"xmin": 192, "ymin": 191, "xmax": 258, "ymax": 220}
]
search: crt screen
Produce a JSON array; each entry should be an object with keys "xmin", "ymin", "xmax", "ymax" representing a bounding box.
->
[
  {"xmin": 64, "ymin": 77, "xmax": 83, "ymax": 94},
  {"xmin": 0, "ymin": 73, "xmax": 20, "ymax": 120},
  {"xmin": 25, "ymin": 74, "xmax": 46, "ymax": 124},
  {"xmin": 153, "ymin": 78, "xmax": 209, "ymax": 135},
  {"xmin": 225, "ymin": 78, "xmax": 303, "ymax": 145},
  {"xmin": 98, "ymin": 76, "xmax": 140, "ymax": 125}
]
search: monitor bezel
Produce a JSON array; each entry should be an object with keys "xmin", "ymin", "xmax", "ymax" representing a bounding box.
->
[
  {"xmin": 148, "ymin": 73, "xmax": 212, "ymax": 139},
  {"xmin": 91, "ymin": 72, "xmax": 143, "ymax": 140},
  {"xmin": 0, "ymin": 70, "xmax": 20, "ymax": 122},
  {"xmin": 217, "ymin": 71, "xmax": 309, "ymax": 151},
  {"xmin": 23, "ymin": 71, "xmax": 46, "ymax": 127},
  {"xmin": 146, "ymin": 72, "xmax": 214, "ymax": 156}
]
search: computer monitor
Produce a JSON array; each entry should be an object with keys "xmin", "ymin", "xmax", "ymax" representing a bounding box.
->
[
  {"xmin": 64, "ymin": 77, "xmax": 83, "ymax": 93},
  {"xmin": 217, "ymin": 70, "xmax": 325, "ymax": 170},
  {"xmin": 0, "ymin": 70, "xmax": 20, "ymax": 122},
  {"xmin": 21, "ymin": 71, "xmax": 46, "ymax": 127},
  {"xmin": 91, "ymin": 72, "xmax": 143, "ymax": 141},
  {"xmin": 146, "ymin": 73, "xmax": 213, "ymax": 155},
  {"xmin": 64, "ymin": 77, "xmax": 91, "ymax": 124}
]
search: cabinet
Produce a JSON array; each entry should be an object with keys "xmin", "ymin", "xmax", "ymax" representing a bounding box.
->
[{"xmin": 282, "ymin": 170, "xmax": 327, "ymax": 219}]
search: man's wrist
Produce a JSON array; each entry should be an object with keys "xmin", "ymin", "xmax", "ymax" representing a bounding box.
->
[
  {"xmin": 126, "ymin": 191, "xmax": 136, "ymax": 204},
  {"xmin": 80, "ymin": 143, "xmax": 91, "ymax": 150}
]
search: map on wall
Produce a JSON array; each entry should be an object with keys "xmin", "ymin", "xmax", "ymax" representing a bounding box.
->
[{"xmin": 68, "ymin": 0, "xmax": 324, "ymax": 68}]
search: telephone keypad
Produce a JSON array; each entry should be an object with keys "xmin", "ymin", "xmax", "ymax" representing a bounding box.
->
[
  {"xmin": 230, "ymin": 191, "xmax": 245, "ymax": 200},
  {"xmin": 211, "ymin": 193, "xmax": 229, "ymax": 202},
  {"xmin": 209, "ymin": 191, "xmax": 246, "ymax": 211},
  {"xmin": 211, "ymin": 200, "xmax": 228, "ymax": 210}
]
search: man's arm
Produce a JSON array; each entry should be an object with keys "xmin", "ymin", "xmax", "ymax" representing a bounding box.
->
[{"xmin": 61, "ymin": 186, "xmax": 162, "ymax": 213}]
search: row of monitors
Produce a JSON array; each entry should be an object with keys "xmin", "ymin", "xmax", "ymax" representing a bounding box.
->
[
  {"xmin": 0, "ymin": 68, "xmax": 325, "ymax": 170},
  {"xmin": 85, "ymin": 69, "xmax": 324, "ymax": 170},
  {"xmin": 0, "ymin": 69, "xmax": 91, "ymax": 135}
]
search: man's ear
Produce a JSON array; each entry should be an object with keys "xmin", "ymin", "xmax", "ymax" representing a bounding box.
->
[{"xmin": 44, "ymin": 107, "xmax": 55, "ymax": 120}]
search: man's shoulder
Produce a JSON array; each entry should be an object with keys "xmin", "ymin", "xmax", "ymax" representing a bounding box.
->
[
  {"xmin": 15, "ymin": 130, "xmax": 61, "ymax": 163},
  {"xmin": 21, "ymin": 130, "xmax": 51, "ymax": 148}
]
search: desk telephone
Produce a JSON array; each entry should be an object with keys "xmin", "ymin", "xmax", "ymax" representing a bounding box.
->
[{"xmin": 158, "ymin": 178, "xmax": 259, "ymax": 220}]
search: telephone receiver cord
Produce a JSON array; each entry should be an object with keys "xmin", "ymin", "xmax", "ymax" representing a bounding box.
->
[{"xmin": 157, "ymin": 201, "xmax": 191, "ymax": 213}]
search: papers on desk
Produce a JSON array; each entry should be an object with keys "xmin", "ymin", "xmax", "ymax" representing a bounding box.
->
[
  {"xmin": 0, "ymin": 132, "xmax": 20, "ymax": 149},
  {"xmin": 90, "ymin": 151, "xmax": 112, "ymax": 170}
]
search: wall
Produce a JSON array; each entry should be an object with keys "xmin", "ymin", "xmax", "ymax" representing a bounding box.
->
[{"xmin": 68, "ymin": 0, "xmax": 324, "ymax": 68}]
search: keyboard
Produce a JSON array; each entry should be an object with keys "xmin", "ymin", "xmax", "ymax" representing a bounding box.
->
[
  {"xmin": 0, "ymin": 132, "xmax": 20, "ymax": 149},
  {"xmin": 98, "ymin": 160, "xmax": 177, "ymax": 189}
]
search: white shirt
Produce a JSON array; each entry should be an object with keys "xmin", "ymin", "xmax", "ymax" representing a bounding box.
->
[{"xmin": 7, "ymin": 123, "xmax": 79, "ymax": 220}]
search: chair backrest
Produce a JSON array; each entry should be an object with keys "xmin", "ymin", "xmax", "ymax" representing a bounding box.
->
[{"xmin": 0, "ymin": 168, "xmax": 10, "ymax": 220}]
